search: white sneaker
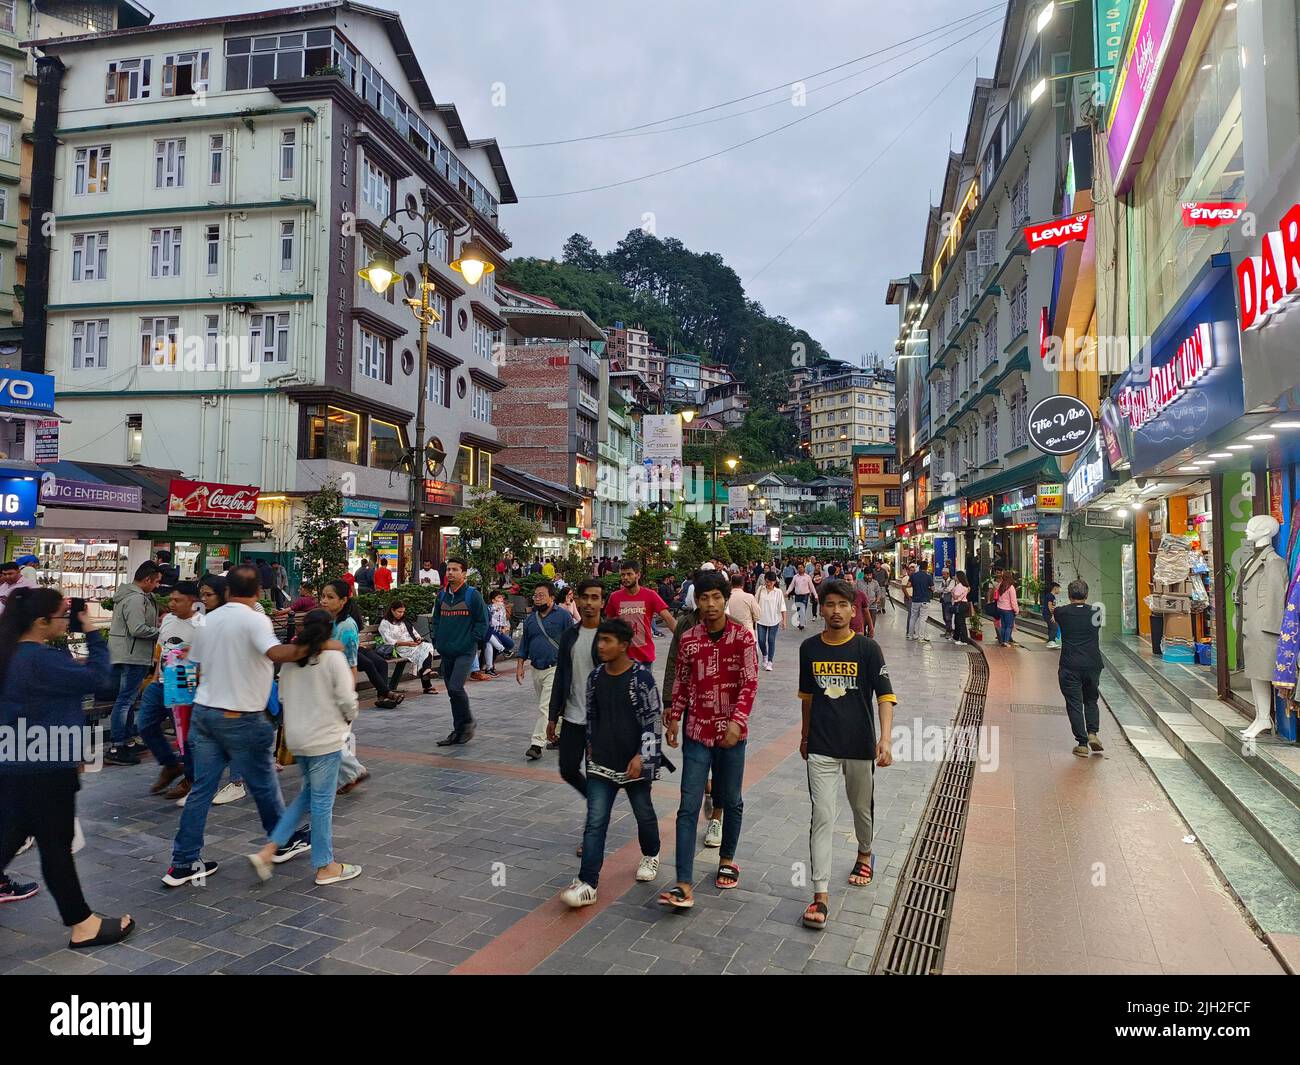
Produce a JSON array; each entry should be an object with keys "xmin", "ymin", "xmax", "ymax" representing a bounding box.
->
[
  {"xmin": 16, "ymin": 836, "xmax": 34, "ymax": 857},
  {"xmin": 704, "ymin": 818, "xmax": 723, "ymax": 848},
  {"xmin": 561, "ymin": 880, "xmax": 598, "ymax": 908},
  {"xmin": 763, "ymin": 660, "xmax": 773, "ymax": 672},
  {"xmin": 635, "ymin": 855, "xmax": 660, "ymax": 882},
  {"xmin": 71, "ymin": 819, "xmax": 85, "ymax": 855},
  {"xmin": 213, "ymin": 782, "xmax": 246, "ymax": 806},
  {"xmin": 176, "ymin": 793, "xmax": 188, "ymax": 808},
  {"xmin": 1045, "ymin": 640, "xmax": 1061, "ymax": 649}
]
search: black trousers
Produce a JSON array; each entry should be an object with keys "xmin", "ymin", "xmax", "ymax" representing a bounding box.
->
[
  {"xmin": 0, "ymin": 770, "xmax": 92, "ymax": 926},
  {"xmin": 356, "ymin": 646, "xmax": 392, "ymax": 697},
  {"xmin": 557, "ymin": 718, "xmax": 587, "ymax": 798},
  {"xmin": 953, "ymin": 602, "xmax": 969, "ymax": 644},
  {"xmin": 1059, "ymin": 667, "xmax": 1101, "ymax": 745}
]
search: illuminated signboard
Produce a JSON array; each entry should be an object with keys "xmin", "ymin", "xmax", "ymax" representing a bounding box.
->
[
  {"xmin": 966, "ymin": 497, "xmax": 993, "ymax": 519},
  {"xmin": 1182, "ymin": 202, "xmax": 1246, "ymax": 229},
  {"xmin": 1116, "ymin": 322, "xmax": 1213, "ymax": 429},
  {"xmin": 1037, "ymin": 483, "xmax": 1065, "ymax": 512},
  {"xmin": 1236, "ymin": 202, "xmax": 1300, "ymax": 332},
  {"xmin": 1024, "ymin": 213, "xmax": 1091, "ymax": 252}
]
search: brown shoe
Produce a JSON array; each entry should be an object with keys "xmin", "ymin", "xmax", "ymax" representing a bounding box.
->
[
  {"xmin": 162, "ymin": 777, "xmax": 191, "ymax": 801},
  {"xmin": 150, "ymin": 763, "xmax": 184, "ymax": 795},
  {"xmin": 469, "ymin": 671, "xmax": 491, "ymax": 681}
]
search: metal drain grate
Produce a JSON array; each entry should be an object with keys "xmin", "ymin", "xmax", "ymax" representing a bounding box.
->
[
  {"xmin": 871, "ymin": 650, "xmax": 990, "ymax": 975},
  {"xmin": 1010, "ymin": 702, "xmax": 1063, "ymax": 715}
]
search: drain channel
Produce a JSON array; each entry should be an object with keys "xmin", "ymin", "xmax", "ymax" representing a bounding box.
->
[{"xmin": 871, "ymin": 649, "xmax": 990, "ymax": 975}]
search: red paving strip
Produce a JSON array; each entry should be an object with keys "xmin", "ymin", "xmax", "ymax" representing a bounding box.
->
[
  {"xmin": 451, "ymin": 723, "xmax": 807, "ymax": 975},
  {"xmin": 357, "ymin": 745, "xmax": 561, "ymax": 783}
]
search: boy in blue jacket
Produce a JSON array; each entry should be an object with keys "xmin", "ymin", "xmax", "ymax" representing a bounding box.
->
[{"xmin": 432, "ymin": 557, "xmax": 489, "ymax": 747}]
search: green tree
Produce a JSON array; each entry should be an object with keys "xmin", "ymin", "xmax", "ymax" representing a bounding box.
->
[
  {"xmin": 712, "ymin": 538, "xmax": 732, "ymax": 566},
  {"xmin": 295, "ymin": 479, "xmax": 349, "ymax": 594},
  {"xmin": 455, "ymin": 486, "xmax": 542, "ymax": 592},
  {"xmin": 624, "ymin": 508, "xmax": 667, "ymax": 573},
  {"xmin": 561, "ymin": 233, "xmax": 603, "ymax": 272},
  {"xmin": 808, "ymin": 506, "xmax": 852, "ymax": 530},
  {"xmin": 721, "ymin": 532, "xmax": 765, "ymax": 567},
  {"xmin": 676, "ymin": 517, "xmax": 711, "ymax": 576}
]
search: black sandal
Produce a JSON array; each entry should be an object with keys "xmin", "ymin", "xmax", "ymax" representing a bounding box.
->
[
  {"xmin": 69, "ymin": 915, "xmax": 135, "ymax": 950},
  {"xmin": 848, "ymin": 858, "xmax": 874, "ymax": 886},
  {"xmin": 657, "ymin": 886, "xmax": 694, "ymax": 909},
  {"xmin": 802, "ymin": 900, "xmax": 828, "ymax": 930},
  {"xmin": 715, "ymin": 863, "xmax": 740, "ymax": 890}
]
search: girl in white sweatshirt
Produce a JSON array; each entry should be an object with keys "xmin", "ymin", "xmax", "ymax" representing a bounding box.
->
[{"xmin": 248, "ymin": 610, "xmax": 362, "ymax": 886}]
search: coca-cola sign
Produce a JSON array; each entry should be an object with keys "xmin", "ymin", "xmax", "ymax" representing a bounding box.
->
[
  {"xmin": 168, "ymin": 478, "xmax": 261, "ymax": 521},
  {"xmin": 1024, "ymin": 213, "xmax": 1092, "ymax": 252},
  {"xmin": 1181, "ymin": 201, "xmax": 1246, "ymax": 228}
]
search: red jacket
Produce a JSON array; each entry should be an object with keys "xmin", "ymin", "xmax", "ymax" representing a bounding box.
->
[{"xmin": 667, "ymin": 619, "xmax": 759, "ymax": 746}]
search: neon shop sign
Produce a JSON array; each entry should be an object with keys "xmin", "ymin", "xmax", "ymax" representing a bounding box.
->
[{"xmin": 1116, "ymin": 323, "xmax": 1214, "ymax": 431}]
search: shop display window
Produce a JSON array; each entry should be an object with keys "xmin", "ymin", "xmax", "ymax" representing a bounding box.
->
[
  {"xmin": 37, "ymin": 539, "xmax": 126, "ymax": 603},
  {"xmin": 368, "ymin": 418, "xmax": 405, "ymax": 472},
  {"xmin": 306, "ymin": 405, "xmax": 361, "ymax": 464}
]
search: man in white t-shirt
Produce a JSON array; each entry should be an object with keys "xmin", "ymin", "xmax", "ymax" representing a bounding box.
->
[
  {"xmin": 137, "ymin": 582, "xmax": 204, "ymax": 799},
  {"xmin": 418, "ymin": 560, "xmax": 440, "ymax": 586},
  {"xmin": 163, "ymin": 565, "xmax": 313, "ymax": 888}
]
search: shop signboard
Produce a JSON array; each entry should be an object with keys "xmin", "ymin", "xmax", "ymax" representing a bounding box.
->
[
  {"xmin": 373, "ymin": 516, "xmax": 414, "ymax": 533},
  {"xmin": 966, "ymin": 496, "xmax": 993, "ymax": 521},
  {"xmin": 1098, "ymin": 397, "xmax": 1131, "ymax": 469},
  {"xmin": 0, "ymin": 368, "xmax": 55, "ymax": 412},
  {"xmin": 1094, "ymin": 1, "xmax": 1136, "ymax": 111},
  {"xmin": 939, "ymin": 500, "xmax": 962, "ymax": 531},
  {"xmin": 341, "ymin": 498, "xmax": 382, "ymax": 518},
  {"xmin": 933, "ymin": 537, "xmax": 957, "ymax": 576},
  {"xmin": 1028, "ymin": 395, "xmax": 1095, "ymax": 455},
  {"xmin": 1085, "ymin": 508, "xmax": 1128, "ymax": 529},
  {"xmin": 34, "ymin": 420, "xmax": 59, "ymax": 463},
  {"xmin": 423, "ymin": 479, "xmax": 464, "ymax": 508},
  {"xmin": 39, "ymin": 476, "xmax": 142, "ymax": 512},
  {"xmin": 167, "ymin": 478, "xmax": 260, "ymax": 521},
  {"xmin": 1024, "ymin": 213, "xmax": 1091, "ymax": 253},
  {"xmin": 1066, "ymin": 434, "xmax": 1106, "ymax": 511},
  {"xmin": 1037, "ymin": 514, "xmax": 1063, "ymax": 539},
  {"xmin": 1037, "ymin": 483, "xmax": 1064, "ymax": 512},
  {"xmin": 0, "ymin": 476, "xmax": 38, "ymax": 529},
  {"xmin": 1109, "ymin": 255, "xmax": 1243, "ymax": 474}
]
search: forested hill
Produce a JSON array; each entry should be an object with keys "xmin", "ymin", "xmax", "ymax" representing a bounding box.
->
[{"xmin": 501, "ymin": 230, "xmax": 830, "ymax": 408}]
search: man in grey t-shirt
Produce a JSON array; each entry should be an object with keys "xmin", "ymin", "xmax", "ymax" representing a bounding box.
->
[{"xmin": 548, "ymin": 579, "xmax": 605, "ymax": 814}]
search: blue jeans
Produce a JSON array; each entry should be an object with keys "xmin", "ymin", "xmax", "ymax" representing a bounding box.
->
[
  {"xmin": 578, "ymin": 776, "xmax": 659, "ymax": 888},
  {"xmin": 109, "ymin": 663, "xmax": 151, "ymax": 745},
  {"xmin": 441, "ymin": 651, "xmax": 476, "ymax": 733},
  {"xmin": 170, "ymin": 704, "xmax": 286, "ymax": 867},
  {"xmin": 675, "ymin": 736, "xmax": 746, "ymax": 883},
  {"xmin": 1044, "ymin": 611, "xmax": 1059, "ymax": 642},
  {"xmin": 998, "ymin": 609, "xmax": 1016, "ymax": 643},
  {"xmin": 756, "ymin": 623, "xmax": 778, "ymax": 662},
  {"xmin": 269, "ymin": 751, "xmax": 341, "ymax": 869},
  {"xmin": 137, "ymin": 682, "xmax": 179, "ymax": 768}
]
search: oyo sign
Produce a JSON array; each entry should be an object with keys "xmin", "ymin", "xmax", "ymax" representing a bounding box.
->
[
  {"xmin": 1182, "ymin": 202, "xmax": 1245, "ymax": 228},
  {"xmin": 1116, "ymin": 322, "xmax": 1214, "ymax": 430},
  {"xmin": 1024, "ymin": 213, "xmax": 1091, "ymax": 252},
  {"xmin": 1236, "ymin": 202, "xmax": 1300, "ymax": 332}
]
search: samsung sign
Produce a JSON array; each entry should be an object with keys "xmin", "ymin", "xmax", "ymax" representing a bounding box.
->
[{"xmin": 0, "ymin": 369, "xmax": 55, "ymax": 412}]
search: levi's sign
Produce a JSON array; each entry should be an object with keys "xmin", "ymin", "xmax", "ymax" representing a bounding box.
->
[
  {"xmin": 1116, "ymin": 322, "xmax": 1214, "ymax": 430},
  {"xmin": 1024, "ymin": 213, "xmax": 1091, "ymax": 252},
  {"xmin": 167, "ymin": 478, "xmax": 260, "ymax": 521},
  {"xmin": 1182, "ymin": 201, "xmax": 1245, "ymax": 228},
  {"xmin": 1236, "ymin": 202, "xmax": 1300, "ymax": 332},
  {"xmin": 1028, "ymin": 395, "xmax": 1095, "ymax": 456}
]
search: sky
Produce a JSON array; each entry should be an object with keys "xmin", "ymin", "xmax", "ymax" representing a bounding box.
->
[{"xmin": 151, "ymin": 0, "xmax": 1006, "ymax": 364}]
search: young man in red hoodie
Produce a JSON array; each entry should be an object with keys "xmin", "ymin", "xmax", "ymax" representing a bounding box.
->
[{"xmin": 660, "ymin": 569, "xmax": 759, "ymax": 909}]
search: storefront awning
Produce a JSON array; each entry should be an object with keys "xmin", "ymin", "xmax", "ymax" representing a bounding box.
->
[{"xmin": 962, "ymin": 454, "xmax": 1062, "ymax": 501}]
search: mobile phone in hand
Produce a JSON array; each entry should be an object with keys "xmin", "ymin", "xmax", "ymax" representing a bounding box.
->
[{"xmin": 68, "ymin": 597, "xmax": 87, "ymax": 633}]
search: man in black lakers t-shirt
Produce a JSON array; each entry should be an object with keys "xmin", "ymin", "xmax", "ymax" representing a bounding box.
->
[{"xmin": 797, "ymin": 579, "xmax": 896, "ymax": 931}]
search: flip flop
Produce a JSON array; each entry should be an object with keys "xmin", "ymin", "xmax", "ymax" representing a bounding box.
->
[
  {"xmin": 802, "ymin": 900, "xmax": 828, "ymax": 930},
  {"xmin": 69, "ymin": 915, "xmax": 135, "ymax": 950},
  {"xmin": 848, "ymin": 858, "xmax": 873, "ymax": 886},
  {"xmin": 715, "ymin": 862, "xmax": 740, "ymax": 889},
  {"xmin": 315, "ymin": 863, "xmax": 362, "ymax": 886},
  {"xmin": 657, "ymin": 886, "xmax": 694, "ymax": 909}
]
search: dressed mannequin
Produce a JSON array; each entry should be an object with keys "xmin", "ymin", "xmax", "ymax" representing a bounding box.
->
[{"xmin": 1235, "ymin": 515, "xmax": 1288, "ymax": 739}]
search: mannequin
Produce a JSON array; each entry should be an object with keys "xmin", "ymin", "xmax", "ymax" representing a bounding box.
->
[{"xmin": 1235, "ymin": 515, "xmax": 1288, "ymax": 739}]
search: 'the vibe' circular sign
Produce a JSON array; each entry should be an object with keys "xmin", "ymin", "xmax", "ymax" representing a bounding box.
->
[{"xmin": 1029, "ymin": 395, "xmax": 1095, "ymax": 456}]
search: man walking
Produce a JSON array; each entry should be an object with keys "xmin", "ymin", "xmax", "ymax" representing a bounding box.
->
[
  {"xmin": 605, "ymin": 560, "xmax": 675, "ymax": 666},
  {"xmin": 726, "ymin": 572, "xmax": 760, "ymax": 635},
  {"xmin": 354, "ymin": 558, "xmax": 375, "ymax": 594},
  {"xmin": 906, "ymin": 559, "xmax": 934, "ymax": 642},
  {"xmin": 162, "ymin": 565, "xmax": 310, "ymax": 886},
  {"xmin": 516, "ymin": 581, "xmax": 573, "ymax": 761},
  {"xmin": 547, "ymin": 579, "xmax": 604, "ymax": 823},
  {"xmin": 433, "ymin": 558, "xmax": 488, "ymax": 747},
  {"xmin": 798, "ymin": 580, "xmax": 896, "ymax": 931},
  {"xmin": 1056, "ymin": 579, "xmax": 1105, "ymax": 757},
  {"xmin": 138, "ymin": 581, "xmax": 204, "ymax": 800},
  {"xmin": 106, "ymin": 560, "xmax": 163, "ymax": 765},
  {"xmin": 788, "ymin": 563, "xmax": 815, "ymax": 630},
  {"xmin": 659, "ymin": 569, "xmax": 759, "ymax": 909}
]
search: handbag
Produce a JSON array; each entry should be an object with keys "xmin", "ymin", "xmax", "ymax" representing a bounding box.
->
[
  {"xmin": 162, "ymin": 660, "xmax": 198, "ymax": 706},
  {"xmin": 275, "ymin": 724, "xmax": 295, "ymax": 767}
]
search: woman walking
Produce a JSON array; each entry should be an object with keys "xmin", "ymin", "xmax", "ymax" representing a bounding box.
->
[
  {"xmin": 0, "ymin": 588, "xmax": 135, "ymax": 948},
  {"xmin": 248, "ymin": 609, "xmax": 361, "ymax": 886},
  {"xmin": 379, "ymin": 601, "xmax": 440, "ymax": 694},
  {"xmin": 939, "ymin": 567, "xmax": 957, "ymax": 638},
  {"xmin": 994, "ymin": 571, "xmax": 1019, "ymax": 647},
  {"xmin": 951, "ymin": 571, "xmax": 971, "ymax": 645}
]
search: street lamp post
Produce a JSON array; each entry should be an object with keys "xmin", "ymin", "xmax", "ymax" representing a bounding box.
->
[{"xmin": 358, "ymin": 190, "xmax": 493, "ymax": 576}]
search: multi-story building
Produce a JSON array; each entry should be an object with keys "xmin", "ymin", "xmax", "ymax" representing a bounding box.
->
[
  {"xmin": 594, "ymin": 367, "xmax": 639, "ymax": 559},
  {"xmin": 664, "ymin": 352, "xmax": 701, "ymax": 408},
  {"xmin": 25, "ymin": 2, "xmax": 516, "ymax": 580},
  {"xmin": 699, "ymin": 361, "xmax": 731, "ymax": 392},
  {"xmin": 851, "ymin": 443, "xmax": 901, "ymax": 551},
  {"xmin": 604, "ymin": 321, "xmax": 650, "ymax": 374},
  {"xmin": 808, "ymin": 365, "xmax": 895, "ymax": 470},
  {"xmin": 700, "ymin": 378, "xmax": 747, "ymax": 429},
  {"xmin": 495, "ymin": 284, "xmax": 605, "ymax": 551}
]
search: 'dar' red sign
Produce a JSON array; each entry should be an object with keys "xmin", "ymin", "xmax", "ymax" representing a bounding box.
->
[
  {"xmin": 167, "ymin": 478, "xmax": 260, "ymax": 521},
  {"xmin": 1024, "ymin": 213, "xmax": 1091, "ymax": 252}
]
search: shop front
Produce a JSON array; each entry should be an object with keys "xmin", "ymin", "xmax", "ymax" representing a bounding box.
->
[
  {"xmin": 159, "ymin": 477, "xmax": 270, "ymax": 580},
  {"xmin": 894, "ymin": 518, "xmax": 933, "ymax": 573}
]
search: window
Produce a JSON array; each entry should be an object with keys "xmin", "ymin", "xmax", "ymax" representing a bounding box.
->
[
  {"xmin": 154, "ymin": 138, "xmax": 185, "ymax": 188},
  {"xmin": 982, "ymin": 311, "xmax": 998, "ymax": 369},
  {"xmin": 126, "ymin": 413, "xmax": 142, "ymax": 463},
  {"xmin": 985, "ymin": 410, "xmax": 998, "ymax": 463},
  {"xmin": 305, "ymin": 406, "xmax": 361, "ymax": 464},
  {"xmin": 0, "ymin": 187, "xmax": 8, "ymax": 223},
  {"xmin": 251, "ymin": 312, "xmax": 289, "ymax": 363},
  {"xmin": 361, "ymin": 157, "xmax": 390, "ymax": 215},
  {"xmin": 162, "ymin": 50, "xmax": 210, "ymax": 97},
  {"xmin": 1011, "ymin": 168, "xmax": 1031, "ymax": 226},
  {"xmin": 432, "ymin": 225, "xmax": 448, "ymax": 261},
  {"xmin": 1010, "ymin": 382, "xmax": 1029, "ymax": 447},
  {"xmin": 359, "ymin": 328, "xmax": 388, "ymax": 381},
  {"xmin": 71, "ymin": 320, "xmax": 109, "ymax": 370},
  {"xmin": 427, "ymin": 365, "xmax": 448, "ymax": 406},
  {"xmin": 0, "ymin": 124, "xmax": 10, "ymax": 159},
  {"xmin": 433, "ymin": 290, "xmax": 448, "ymax": 334},
  {"xmin": 0, "ymin": 2, "xmax": 12, "ymax": 32},
  {"xmin": 279, "ymin": 221, "xmax": 295, "ymax": 271},
  {"xmin": 279, "ymin": 129, "xmax": 296, "ymax": 180},
  {"xmin": 0, "ymin": 60, "xmax": 14, "ymax": 98},
  {"xmin": 454, "ymin": 444, "xmax": 474, "ymax": 485},
  {"xmin": 74, "ymin": 145, "xmax": 110, "ymax": 194},
  {"xmin": 205, "ymin": 223, "xmax": 220, "ymax": 276},
  {"xmin": 368, "ymin": 419, "xmax": 404, "ymax": 470},
  {"xmin": 71, "ymin": 231, "xmax": 109, "ymax": 282},
  {"xmin": 471, "ymin": 384, "xmax": 492, "ymax": 422},
  {"xmin": 203, "ymin": 314, "xmax": 220, "ymax": 369},
  {"xmin": 1009, "ymin": 276, "xmax": 1028, "ymax": 338},
  {"xmin": 472, "ymin": 319, "xmax": 492, "ymax": 360},
  {"xmin": 149, "ymin": 227, "xmax": 182, "ymax": 278},
  {"xmin": 139, "ymin": 316, "xmax": 179, "ymax": 367},
  {"xmin": 209, "ymin": 135, "xmax": 224, "ymax": 185},
  {"xmin": 106, "ymin": 58, "xmax": 151, "ymax": 102}
]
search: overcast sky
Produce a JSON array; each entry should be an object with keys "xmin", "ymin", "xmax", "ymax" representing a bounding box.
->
[{"xmin": 155, "ymin": 0, "xmax": 1005, "ymax": 363}]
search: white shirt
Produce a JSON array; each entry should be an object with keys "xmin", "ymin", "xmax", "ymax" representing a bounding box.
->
[
  {"xmin": 157, "ymin": 611, "xmax": 204, "ymax": 668},
  {"xmin": 756, "ymin": 585, "xmax": 787, "ymax": 627},
  {"xmin": 564, "ymin": 625, "xmax": 598, "ymax": 725},
  {"xmin": 189, "ymin": 602, "xmax": 278, "ymax": 711},
  {"xmin": 419, "ymin": 567, "xmax": 439, "ymax": 585}
]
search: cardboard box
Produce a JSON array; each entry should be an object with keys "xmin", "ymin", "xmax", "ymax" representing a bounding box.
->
[
  {"xmin": 1149, "ymin": 594, "xmax": 1194, "ymax": 614},
  {"xmin": 1162, "ymin": 613, "xmax": 1194, "ymax": 642}
]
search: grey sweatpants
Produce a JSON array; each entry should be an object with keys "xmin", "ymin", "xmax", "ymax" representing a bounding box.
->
[
  {"xmin": 807, "ymin": 753, "xmax": 875, "ymax": 894},
  {"xmin": 907, "ymin": 600, "xmax": 927, "ymax": 638}
]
